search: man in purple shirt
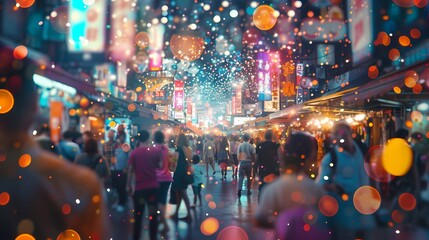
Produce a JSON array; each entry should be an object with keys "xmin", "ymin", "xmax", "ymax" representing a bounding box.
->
[{"xmin": 126, "ymin": 130, "xmax": 161, "ymax": 240}]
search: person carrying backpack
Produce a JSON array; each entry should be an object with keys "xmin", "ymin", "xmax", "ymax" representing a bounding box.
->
[{"xmin": 316, "ymin": 121, "xmax": 376, "ymax": 240}]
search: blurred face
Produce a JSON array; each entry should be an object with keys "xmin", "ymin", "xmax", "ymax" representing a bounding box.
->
[
  {"xmin": 332, "ymin": 125, "xmax": 353, "ymax": 148},
  {"xmin": 108, "ymin": 130, "xmax": 115, "ymax": 140},
  {"xmin": 82, "ymin": 134, "xmax": 90, "ymax": 143}
]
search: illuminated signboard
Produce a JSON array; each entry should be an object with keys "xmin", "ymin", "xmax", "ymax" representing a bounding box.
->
[
  {"xmin": 348, "ymin": 0, "xmax": 373, "ymax": 64},
  {"xmin": 110, "ymin": 0, "xmax": 136, "ymax": 61},
  {"xmin": 68, "ymin": 0, "xmax": 106, "ymax": 52},
  {"xmin": 149, "ymin": 24, "xmax": 165, "ymax": 71},
  {"xmin": 296, "ymin": 63, "xmax": 304, "ymax": 104},
  {"xmin": 232, "ymin": 96, "xmax": 237, "ymax": 115},
  {"xmin": 235, "ymin": 84, "xmax": 243, "ymax": 115},
  {"xmin": 174, "ymin": 80, "xmax": 184, "ymax": 119},
  {"xmin": 257, "ymin": 52, "xmax": 270, "ymax": 101},
  {"xmin": 317, "ymin": 44, "xmax": 335, "ymax": 65},
  {"xmin": 264, "ymin": 52, "xmax": 280, "ymax": 112}
]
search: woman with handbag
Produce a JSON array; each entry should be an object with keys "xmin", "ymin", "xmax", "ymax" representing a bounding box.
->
[{"xmin": 170, "ymin": 133, "xmax": 193, "ymax": 221}]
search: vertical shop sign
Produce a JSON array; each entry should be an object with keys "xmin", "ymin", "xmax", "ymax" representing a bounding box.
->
[
  {"xmin": 348, "ymin": 0, "xmax": 373, "ymax": 64},
  {"xmin": 110, "ymin": 0, "xmax": 136, "ymax": 61},
  {"xmin": 186, "ymin": 97, "xmax": 192, "ymax": 122},
  {"xmin": 232, "ymin": 96, "xmax": 237, "ymax": 115},
  {"xmin": 149, "ymin": 24, "xmax": 165, "ymax": 71},
  {"xmin": 264, "ymin": 52, "xmax": 280, "ymax": 112},
  {"xmin": 235, "ymin": 84, "xmax": 242, "ymax": 115},
  {"xmin": 257, "ymin": 52, "xmax": 270, "ymax": 101},
  {"xmin": 296, "ymin": 63, "xmax": 304, "ymax": 104},
  {"xmin": 296, "ymin": 63, "xmax": 304, "ymax": 86},
  {"xmin": 50, "ymin": 101, "xmax": 63, "ymax": 144},
  {"xmin": 174, "ymin": 80, "xmax": 184, "ymax": 119},
  {"xmin": 68, "ymin": 0, "xmax": 106, "ymax": 52}
]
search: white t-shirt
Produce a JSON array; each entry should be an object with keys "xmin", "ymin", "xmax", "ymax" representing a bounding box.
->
[
  {"xmin": 237, "ymin": 142, "xmax": 255, "ymax": 161},
  {"xmin": 203, "ymin": 140, "xmax": 216, "ymax": 159}
]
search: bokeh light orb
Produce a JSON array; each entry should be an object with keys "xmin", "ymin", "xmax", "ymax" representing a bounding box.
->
[
  {"xmin": 13, "ymin": 45, "xmax": 28, "ymax": 60},
  {"xmin": 15, "ymin": 234, "xmax": 35, "ymax": 240},
  {"xmin": 253, "ymin": 5, "xmax": 278, "ymax": 31},
  {"xmin": 19, "ymin": 154, "xmax": 31, "ymax": 168},
  {"xmin": 17, "ymin": 219, "xmax": 35, "ymax": 235},
  {"xmin": 57, "ymin": 229, "xmax": 81, "ymax": 240},
  {"xmin": 388, "ymin": 48, "xmax": 400, "ymax": 61},
  {"xmin": 364, "ymin": 145, "xmax": 394, "ymax": 182},
  {"xmin": 382, "ymin": 138, "xmax": 413, "ymax": 176},
  {"xmin": 127, "ymin": 103, "xmax": 136, "ymax": 112},
  {"xmin": 0, "ymin": 192, "xmax": 10, "ymax": 206},
  {"xmin": 16, "ymin": 0, "xmax": 35, "ymax": 8},
  {"xmin": 392, "ymin": 209, "xmax": 404, "ymax": 223},
  {"xmin": 411, "ymin": 110, "xmax": 423, "ymax": 122},
  {"xmin": 132, "ymin": 51, "xmax": 148, "ymax": 74},
  {"xmin": 393, "ymin": 0, "xmax": 415, "ymax": 7},
  {"xmin": 399, "ymin": 193, "xmax": 417, "ymax": 211},
  {"xmin": 410, "ymin": 28, "xmax": 421, "ymax": 38},
  {"xmin": 318, "ymin": 195, "xmax": 338, "ymax": 217},
  {"xmin": 368, "ymin": 66, "xmax": 379, "ymax": 79},
  {"xmin": 79, "ymin": 97, "xmax": 90, "ymax": 109},
  {"xmin": 216, "ymin": 226, "xmax": 249, "ymax": 240},
  {"xmin": 170, "ymin": 34, "xmax": 204, "ymax": 62},
  {"xmin": 353, "ymin": 186, "xmax": 381, "ymax": 215},
  {"xmin": 414, "ymin": 0, "xmax": 429, "ymax": 8},
  {"xmin": 0, "ymin": 89, "xmax": 15, "ymax": 114},
  {"xmin": 200, "ymin": 217, "xmax": 219, "ymax": 236},
  {"xmin": 399, "ymin": 36, "xmax": 411, "ymax": 46},
  {"xmin": 393, "ymin": 86, "xmax": 402, "ymax": 94},
  {"xmin": 405, "ymin": 70, "xmax": 419, "ymax": 82},
  {"xmin": 412, "ymin": 83, "xmax": 422, "ymax": 94},
  {"xmin": 405, "ymin": 77, "xmax": 417, "ymax": 88},
  {"xmin": 135, "ymin": 32, "xmax": 149, "ymax": 48},
  {"xmin": 50, "ymin": 6, "xmax": 69, "ymax": 33}
]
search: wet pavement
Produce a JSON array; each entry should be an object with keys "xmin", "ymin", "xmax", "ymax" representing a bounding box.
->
[{"xmin": 108, "ymin": 164, "xmax": 429, "ymax": 240}]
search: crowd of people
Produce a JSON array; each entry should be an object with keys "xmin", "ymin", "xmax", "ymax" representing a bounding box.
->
[{"xmin": 3, "ymin": 43, "xmax": 429, "ymax": 240}]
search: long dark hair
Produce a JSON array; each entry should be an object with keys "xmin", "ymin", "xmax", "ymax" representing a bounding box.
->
[
  {"xmin": 283, "ymin": 132, "xmax": 318, "ymax": 174},
  {"xmin": 84, "ymin": 138, "xmax": 99, "ymax": 156},
  {"xmin": 219, "ymin": 136, "xmax": 229, "ymax": 151},
  {"xmin": 176, "ymin": 133, "xmax": 189, "ymax": 148}
]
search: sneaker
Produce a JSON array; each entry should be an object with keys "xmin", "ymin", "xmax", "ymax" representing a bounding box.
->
[{"xmin": 237, "ymin": 191, "xmax": 241, "ymax": 197}]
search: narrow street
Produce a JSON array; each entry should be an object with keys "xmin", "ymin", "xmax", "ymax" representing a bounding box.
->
[{"xmin": 109, "ymin": 165, "xmax": 429, "ymax": 240}]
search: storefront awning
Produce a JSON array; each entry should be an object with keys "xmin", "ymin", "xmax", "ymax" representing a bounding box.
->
[
  {"xmin": 341, "ymin": 60, "xmax": 429, "ymax": 106},
  {"xmin": 269, "ymin": 104, "xmax": 304, "ymax": 122}
]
